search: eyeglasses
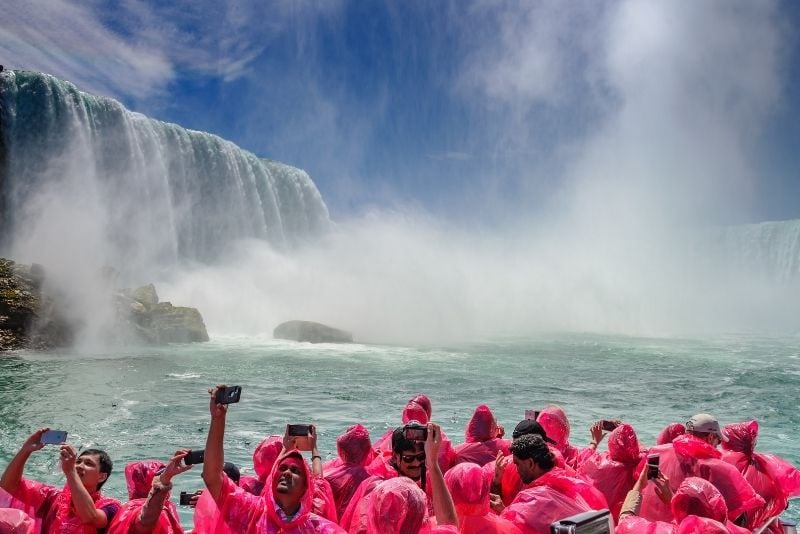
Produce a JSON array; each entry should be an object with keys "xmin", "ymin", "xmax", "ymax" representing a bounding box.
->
[{"xmin": 400, "ymin": 453, "xmax": 426, "ymax": 463}]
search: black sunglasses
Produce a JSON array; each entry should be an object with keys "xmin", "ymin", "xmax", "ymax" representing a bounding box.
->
[{"xmin": 400, "ymin": 452, "xmax": 426, "ymax": 463}]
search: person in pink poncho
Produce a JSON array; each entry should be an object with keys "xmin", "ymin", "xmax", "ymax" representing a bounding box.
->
[
  {"xmin": 492, "ymin": 435, "xmax": 608, "ymax": 534},
  {"xmin": 453, "ymin": 405, "xmax": 511, "ymax": 467},
  {"xmin": 721, "ymin": 420, "xmax": 800, "ymax": 532},
  {"xmin": 0, "ymin": 428, "xmax": 120, "ymax": 533},
  {"xmin": 617, "ymin": 467, "xmax": 750, "ymax": 534},
  {"xmin": 200, "ymin": 385, "xmax": 344, "ymax": 533},
  {"xmin": 323, "ymin": 424, "xmax": 374, "ymax": 519},
  {"xmin": 444, "ymin": 462, "xmax": 521, "ymax": 534},
  {"xmin": 656, "ymin": 423, "xmax": 686, "ymax": 445},
  {"xmin": 0, "ymin": 507, "xmax": 35, "ymax": 534},
  {"xmin": 240, "ymin": 436, "xmax": 284, "ymax": 497},
  {"xmin": 577, "ymin": 423, "xmax": 643, "ymax": 523},
  {"xmin": 108, "ymin": 452, "xmax": 190, "ymax": 534},
  {"xmin": 536, "ymin": 405, "xmax": 581, "ymax": 470}
]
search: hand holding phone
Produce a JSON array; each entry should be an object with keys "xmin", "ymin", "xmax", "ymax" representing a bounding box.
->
[
  {"xmin": 403, "ymin": 422, "xmax": 428, "ymax": 441},
  {"xmin": 183, "ymin": 449, "xmax": 205, "ymax": 465},
  {"xmin": 647, "ymin": 455, "xmax": 660, "ymax": 480},
  {"xmin": 600, "ymin": 420, "xmax": 619, "ymax": 432},
  {"xmin": 215, "ymin": 386, "xmax": 242, "ymax": 405}
]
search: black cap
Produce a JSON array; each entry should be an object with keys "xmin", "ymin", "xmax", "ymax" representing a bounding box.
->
[
  {"xmin": 513, "ymin": 419, "xmax": 556, "ymax": 443},
  {"xmin": 223, "ymin": 461, "xmax": 241, "ymax": 485}
]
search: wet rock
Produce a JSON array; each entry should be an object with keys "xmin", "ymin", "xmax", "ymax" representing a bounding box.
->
[{"xmin": 274, "ymin": 320, "xmax": 352, "ymax": 343}]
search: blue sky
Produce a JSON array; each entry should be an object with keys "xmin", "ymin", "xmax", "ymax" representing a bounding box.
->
[{"xmin": 3, "ymin": 0, "xmax": 800, "ymax": 224}]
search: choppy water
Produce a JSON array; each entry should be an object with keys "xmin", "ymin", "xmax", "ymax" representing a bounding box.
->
[{"xmin": 1, "ymin": 333, "xmax": 799, "ymax": 527}]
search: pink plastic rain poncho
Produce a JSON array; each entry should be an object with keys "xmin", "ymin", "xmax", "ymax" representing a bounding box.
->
[
  {"xmin": 365, "ymin": 478, "xmax": 427, "ymax": 534},
  {"xmin": 657, "ymin": 423, "xmax": 686, "ymax": 445},
  {"xmin": 5, "ymin": 478, "xmax": 120, "ymax": 534},
  {"xmin": 0, "ymin": 508, "xmax": 35, "ymax": 534},
  {"xmin": 487, "ymin": 445, "xmax": 574, "ymax": 506},
  {"xmin": 372, "ymin": 400, "xmax": 431, "ymax": 453},
  {"xmin": 721, "ymin": 420, "xmax": 800, "ymax": 530},
  {"xmin": 577, "ymin": 423, "xmax": 643, "ymax": 522},
  {"xmin": 500, "ymin": 468, "xmax": 608, "ymax": 534},
  {"xmin": 638, "ymin": 435, "xmax": 764, "ymax": 523},
  {"xmin": 323, "ymin": 424, "xmax": 374, "ymax": 520},
  {"xmin": 240, "ymin": 436, "xmax": 283, "ymax": 496},
  {"xmin": 108, "ymin": 460, "xmax": 183, "ymax": 534},
  {"xmin": 444, "ymin": 462, "xmax": 522, "ymax": 534},
  {"xmin": 197, "ymin": 449, "xmax": 344, "ymax": 534},
  {"xmin": 536, "ymin": 406, "xmax": 580, "ymax": 469},
  {"xmin": 453, "ymin": 405, "xmax": 512, "ymax": 467}
]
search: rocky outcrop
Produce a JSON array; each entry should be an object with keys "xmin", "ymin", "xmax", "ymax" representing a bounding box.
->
[
  {"xmin": 274, "ymin": 320, "xmax": 353, "ymax": 343},
  {"xmin": 114, "ymin": 284, "xmax": 210, "ymax": 344},
  {"xmin": 1, "ymin": 258, "xmax": 209, "ymax": 350},
  {"xmin": 0, "ymin": 258, "xmax": 73, "ymax": 350}
]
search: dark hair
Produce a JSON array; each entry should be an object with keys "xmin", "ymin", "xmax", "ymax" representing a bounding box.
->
[
  {"xmin": 392, "ymin": 427, "xmax": 417, "ymax": 454},
  {"xmin": 79, "ymin": 449, "xmax": 113, "ymax": 489},
  {"xmin": 510, "ymin": 434, "xmax": 555, "ymax": 470},
  {"xmin": 223, "ymin": 461, "xmax": 241, "ymax": 485}
]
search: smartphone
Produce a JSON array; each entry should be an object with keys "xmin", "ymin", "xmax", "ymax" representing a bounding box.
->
[
  {"xmin": 286, "ymin": 424, "xmax": 313, "ymax": 451},
  {"xmin": 403, "ymin": 423, "xmax": 428, "ymax": 441},
  {"xmin": 215, "ymin": 385, "xmax": 242, "ymax": 405},
  {"xmin": 600, "ymin": 420, "xmax": 618, "ymax": 432},
  {"xmin": 179, "ymin": 491, "xmax": 192, "ymax": 506},
  {"xmin": 647, "ymin": 455, "xmax": 660, "ymax": 480},
  {"xmin": 184, "ymin": 449, "xmax": 205, "ymax": 465},
  {"xmin": 525, "ymin": 409, "xmax": 541, "ymax": 421},
  {"xmin": 40, "ymin": 430, "xmax": 67, "ymax": 445}
]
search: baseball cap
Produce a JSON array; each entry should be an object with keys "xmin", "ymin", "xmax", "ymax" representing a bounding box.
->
[
  {"xmin": 513, "ymin": 419, "xmax": 556, "ymax": 443},
  {"xmin": 685, "ymin": 413, "xmax": 728, "ymax": 442}
]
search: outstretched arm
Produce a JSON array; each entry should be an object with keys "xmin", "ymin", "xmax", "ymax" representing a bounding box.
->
[
  {"xmin": 0, "ymin": 428, "xmax": 47, "ymax": 495},
  {"xmin": 202, "ymin": 385, "xmax": 228, "ymax": 501},
  {"xmin": 137, "ymin": 450, "xmax": 191, "ymax": 531},
  {"xmin": 425, "ymin": 423, "xmax": 458, "ymax": 528}
]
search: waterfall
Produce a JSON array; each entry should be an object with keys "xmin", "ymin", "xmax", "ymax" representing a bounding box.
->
[
  {"xmin": 710, "ymin": 219, "xmax": 800, "ymax": 283},
  {"xmin": 0, "ymin": 70, "xmax": 330, "ymax": 278}
]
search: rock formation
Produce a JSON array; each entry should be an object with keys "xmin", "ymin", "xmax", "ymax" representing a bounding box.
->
[{"xmin": 273, "ymin": 320, "xmax": 353, "ymax": 343}]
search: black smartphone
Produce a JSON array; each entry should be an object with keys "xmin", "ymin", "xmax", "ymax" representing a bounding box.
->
[
  {"xmin": 404, "ymin": 422, "xmax": 428, "ymax": 441},
  {"xmin": 286, "ymin": 424, "xmax": 313, "ymax": 451},
  {"xmin": 179, "ymin": 491, "xmax": 192, "ymax": 506},
  {"xmin": 40, "ymin": 430, "xmax": 68, "ymax": 445},
  {"xmin": 600, "ymin": 420, "xmax": 618, "ymax": 432},
  {"xmin": 215, "ymin": 386, "xmax": 242, "ymax": 405},
  {"xmin": 647, "ymin": 455, "xmax": 660, "ymax": 479},
  {"xmin": 184, "ymin": 449, "xmax": 205, "ymax": 465}
]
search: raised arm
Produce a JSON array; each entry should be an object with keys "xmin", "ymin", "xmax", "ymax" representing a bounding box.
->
[
  {"xmin": 1, "ymin": 428, "xmax": 47, "ymax": 495},
  {"xmin": 309, "ymin": 425, "xmax": 323, "ymax": 477},
  {"xmin": 202, "ymin": 385, "xmax": 228, "ymax": 501},
  {"xmin": 61, "ymin": 445, "xmax": 108, "ymax": 528},
  {"xmin": 425, "ymin": 423, "xmax": 458, "ymax": 528},
  {"xmin": 136, "ymin": 450, "xmax": 191, "ymax": 531}
]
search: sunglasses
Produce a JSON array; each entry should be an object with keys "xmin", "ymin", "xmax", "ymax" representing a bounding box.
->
[{"xmin": 400, "ymin": 453, "xmax": 426, "ymax": 463}]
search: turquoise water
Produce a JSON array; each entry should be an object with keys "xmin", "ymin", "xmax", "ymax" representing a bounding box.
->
[{"xmin": 1, "ymin": 333, "xmax": 799, "ymax": 527}]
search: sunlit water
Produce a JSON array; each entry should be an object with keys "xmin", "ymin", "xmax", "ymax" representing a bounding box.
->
[{"xmin": 1, "ymin": 333, "xmax": 799, "ymax": 527}]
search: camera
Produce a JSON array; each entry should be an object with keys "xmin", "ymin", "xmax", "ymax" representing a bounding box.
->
[
  {"xmin": 215, "ymin": 385, "xmax": 242, "ymax": 405},
  {"xmin": 550, "ymin": 510, "xmax": 613, "ymax": 534},
  {"xmin": 403, "ymin": 422, "xmax": 428, "ymax": 441},
  {"xmin": 179, "ymin": 491, "xmax": 192, "ymax": 506},
  {"xmin": 600, "ymin": 420, "xmax": 618, "ymax": 432}
]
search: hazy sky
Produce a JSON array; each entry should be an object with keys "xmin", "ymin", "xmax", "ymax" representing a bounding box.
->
[{"xmin": 3, "ymin": 0, "xmax": 799, "ymax": 223}]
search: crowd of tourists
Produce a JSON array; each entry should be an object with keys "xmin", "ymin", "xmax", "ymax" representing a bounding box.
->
[{"xmin": 1, "ymin": 388, "xmax": 799, "ymax": 533}]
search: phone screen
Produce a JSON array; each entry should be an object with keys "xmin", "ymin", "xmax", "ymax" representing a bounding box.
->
[
  {"xmin": 647, "ymin": 455, "xmax": 660, "ymax": 479},
  {"xmin": 40, "ymin": 430, "xmax": 67, "ymax": 445}
]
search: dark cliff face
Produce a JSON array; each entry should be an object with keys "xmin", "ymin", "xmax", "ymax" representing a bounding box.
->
[{"xmin": 0, "ymin": 74, "xmax": 8, "ymax": 253}]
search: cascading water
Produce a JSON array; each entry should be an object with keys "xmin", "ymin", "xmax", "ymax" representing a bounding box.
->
[
  {"xmin": 710, "ymin": 220, "xmax": 800, "ymax": 283},
  {"xmin": 0, "ymin": 70, "xmax": 330, "ymax": 281}
]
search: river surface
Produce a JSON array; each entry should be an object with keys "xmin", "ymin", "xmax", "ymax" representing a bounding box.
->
[{"xmin": 1, "ymin": 333, "xmax": 798, "ymax": 527}]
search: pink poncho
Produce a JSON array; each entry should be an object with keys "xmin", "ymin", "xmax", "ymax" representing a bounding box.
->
[
  {"xmin": 198, "ymin": 449, "xmax": 344, "ymax": 534},
  {"xmin": 240, "ymin": 435, "xmax": 283, "ymax": 497},
  {"xmin": 324, "ymin": 424, "xmax": 374, "ymax": 519},
  {"xmin": 108, "ymin": 460, "xmax": 182, "ymax": 534},
  {"xmin": 444, "ymin": 462, "xmax": 522, "ymax": 534},
  {"xmin": 537, "ymin": 406, "xmax": 581, "ymax": 469},
  {"xmin": 453, "ymin": 405, "xmax": 511, "ymax": 467},
  {"xmin": 500, "ymin": 468, "xmax": 608, "ymax": 534},
  {"xmin": 577, "ymin": 423, "xmax": 643, "ymax": 522},
  {"xmin": 657, "ymin": 423, "xmax": 686, "ymax": 445},
  {"xmin": 0, "ymin": 508, "xmax": 35, "ymax": 534}
]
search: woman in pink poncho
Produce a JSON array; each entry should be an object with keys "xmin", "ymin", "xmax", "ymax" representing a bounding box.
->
[
  {"xmin": 721, "ymin": 420, "xmax": 800, "ymax": 532},
  {"xmin": 0, "ymin": 429, "xmax": 120, "ymax": 534},
  {"xmin": 536, "ymin": 405, "xmax": 581, "ymax": 470},
  {"xmin": 108, "ymin": 453, "xmax": 188, "ymax": 534},
  {"xmin": 200, "ymin": 385, "xmax": 344, "ymax": 533},
  {"xmin": 453, "ymin": 405, "xmax": 511, "ymax": 467},
  {"xmin": 444, "ymin": 462, "xmax": 521, "ymax": 534},
  {"xmin": 577, "ymin": 423, "xmax": 643, "ymax": 523},
  {"xmin": 323, "ymin": 424, "xmax": 374, "ymax": 519}
]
